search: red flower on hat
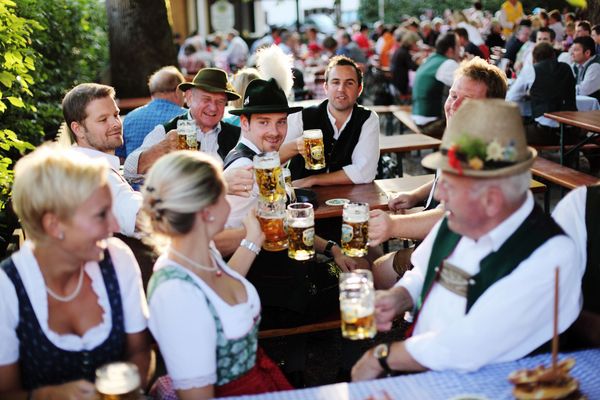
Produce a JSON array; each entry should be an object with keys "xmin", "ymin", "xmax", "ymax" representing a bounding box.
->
[{"xmin": 447, "ymin": 145, "xmax": 463, "ymax": 175}]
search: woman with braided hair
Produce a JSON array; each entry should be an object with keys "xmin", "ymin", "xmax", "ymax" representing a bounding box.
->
[{"xmin": 142, "ymin": 151, "xmax": 291, "ymax": 400}]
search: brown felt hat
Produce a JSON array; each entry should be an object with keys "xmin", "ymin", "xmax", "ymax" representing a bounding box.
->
[
  {"xmin": 422, "ymin": 99, "xmax": 537, "ymax": 178},
  {"xmin": 178, "ymin": 68, "xmax": 240, "ymax": 101}
]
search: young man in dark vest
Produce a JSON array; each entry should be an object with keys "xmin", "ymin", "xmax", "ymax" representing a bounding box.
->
[
  {"xmin": 571, "ymin": 36, "xmax": 600, "ymax": 101},
  {"xmin": 507, "ymin": 41, "xmax": 577, "ymax": 145},
  {"xmin": 123, "ymin": 68, "xmax": 245, "ymax": 184},
  {"xmin": 352, "ymin": 99, "xmax": 582, "ymax": 380},
  {"xmin": 282, "ymin": 55, "xmax": 380, "ymax": 188},
  {"xmin": 410, "ymin": 33, "xmax": 460, "ymax": 138},
  {"xmin": 552, "ymin": 183, "xmax": 600, "ymax": 348}
]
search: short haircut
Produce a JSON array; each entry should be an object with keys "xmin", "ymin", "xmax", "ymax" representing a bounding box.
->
[
  {"xmin": 577, "ymin": 21, "xmax": 592, "ymax": 34},
  {"xmin": 62, "ymin": 83, "xmax": 115, "ymax": 143},
  {"xmin": 435, "ymin": 32, "xmax": 457, "ymax": 56},
  {"xmin": 549, "ymin": 10, "xmax": 561, "ymax": 22},
  {"xmin": 537, "ymin": 26, "xmax": 556, "ymax": 41},
  {"xmin": 141, "ymin": 151, "xmax": 225, "ymax": 239},
  {"xmin": 325, "ymin": 55, "xmax": 363, "ymax": 86},
  {"xmin": 148, "ymin": 66, "xmax": 185, "ymax": 95},
  {"xmin": 400, "ymin": 31, "xmax": 420, "ymax": 48},
  {"xmin": 454, "ymin": 27, "xmax": 469, "ymax": 41},
  {"xmin": 593, "ymin": 25, "xmax": 600, "ymax": 35},
  {"xmin": 532, "ymin": 42, "xmax": 556, "ymax": 63},
  {"xmin": 455, "ymin": 57, "xmax": 508, "ymax": 99},
  {"xmin": 12, "ymin": 144, "xmax": 108, "ymax": 244},
  {"xmin": 573, "ymin": 36, "xmax": 596, "ymax": 56}
]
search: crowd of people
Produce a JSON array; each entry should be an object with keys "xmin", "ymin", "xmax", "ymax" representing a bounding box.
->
[{"xmin": 1, "ymin": 2, "xmax": 599, "ymax": 399}]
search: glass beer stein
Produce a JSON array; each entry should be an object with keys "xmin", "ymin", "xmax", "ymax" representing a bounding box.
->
[
  {"xmin": 257, "ymin": 199, "xmax": 288, "ymax": 251},
  {"xmin": 253, "ymin": 152, "xmax": 286, "ymax": 203},
  {"xmin": 176, "ymin": 119, "xmax": 198, "ymax": 150},
  {"xmin": 95, "ymin": 362, "xmax": 142, "ymax": 400},
  {"xmin": 282, "ymin": 167, "xmax": 296, "ymax": 203},
  {"xmin": 303, "ymin": 129, "xmax": 326, "ymax": 170},
  {"xmin": 339, "ymin": 269, "xmax": 376, "ymax": 340},
  {"xmin": 341, "ymin": 202, "xmax": 369, "ymax": 257},
  {"xmin": 286, "ymin": 202, "xmax": 315, "ymax": 261}
]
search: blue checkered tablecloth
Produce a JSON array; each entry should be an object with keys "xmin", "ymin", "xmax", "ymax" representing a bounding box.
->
[{"xmin": 221, "ymin": 349, "xmax": 600, "ymax": 400}]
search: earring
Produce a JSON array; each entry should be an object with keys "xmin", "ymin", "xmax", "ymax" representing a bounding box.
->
[
  {"xmin": 208, "ymin": 215, "xmax": 215, "ymax": 222},
  {"xmin": 58, "ymin": 232, "xmax": 65, "ymax": 240}
]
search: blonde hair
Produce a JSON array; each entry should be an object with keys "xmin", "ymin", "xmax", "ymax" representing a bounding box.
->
[
  {"xmin": 230, "ymin": 68, "xmax": 261, "ymax": 108},
  {"xmin": 12, "ymin": 144, "xmax": 108, "ymax": 244},
  {"xmin": 141, "ymin": 151, "xmax": 225, "ymax": 239}
]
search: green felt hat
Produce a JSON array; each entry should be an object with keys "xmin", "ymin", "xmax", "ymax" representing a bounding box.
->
[{"xmin": 178, "ymin": 68, "xmax": 240, "ymax": 101}]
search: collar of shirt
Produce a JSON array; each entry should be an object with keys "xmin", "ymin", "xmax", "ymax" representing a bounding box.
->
[
  {"xmin": 464, "ymin": 191, "xmax": 534, "ymax": 252},
  {"xmin": 326, "ymin": 105, "xmax": 353, "ymax": 139},
  {"xmin": 239, "ymin": 136, "xmax": 262, "ymax": 154},
  {"xmin": 72, "ymin": 146, "xmax": 120, "ymax": 171}
]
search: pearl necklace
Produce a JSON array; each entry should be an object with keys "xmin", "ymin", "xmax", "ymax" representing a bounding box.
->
[
  {"xmin": 169, "ymin": 247, "xmax": 222, "ymax": 277},
  {"xmin": 46, "ymin": 266, "xmax": 85, "ymax": 302}
]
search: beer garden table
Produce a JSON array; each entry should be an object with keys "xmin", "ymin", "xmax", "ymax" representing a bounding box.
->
[
  {"xmin": 543, "ymin": 110, "xmax": 600, "ymax": 165},
  {"xmin": 378, "ymin": 133, "xmax": 441, "ymax": 176},
  {"xmin": 221, "ymin": 349, "xmax": 600, "ymax": 400}
]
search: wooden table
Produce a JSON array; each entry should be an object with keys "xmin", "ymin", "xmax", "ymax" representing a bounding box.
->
[
  {"xmin": 311, "ymin": 174, "xmax": 547, "ymax": 219},
  {"xmin": 543, "ymin": 110, "xmax": 600, "ymax": 164},
  {"xmin": 379, "ymin": 133, "xmax": 441, "ymax": 176}
]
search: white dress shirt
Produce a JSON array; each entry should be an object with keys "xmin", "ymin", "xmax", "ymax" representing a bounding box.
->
[
  {"xmin": 576, "ymin": 57, "xmax": 600, "ymax": 98},
  {"xmin": 124, "ymin": 113, "xmax": 222, "ymax": 179},
  {"xmin": 396, "ymin": 192, "xmax": 582, "ymax": 371},
  {"xmin": 73, "ymin": 146, "xmax": 142, "ymax": 236},
  {"xmin": 552, "ymin": 185, "xmax": 588, "ymax": 277},
  {"xmin": 0, "ymin": 238, "xmax": 148, "ymax": 364},
  {"xmin": 285, "ymin": 103, "xmax": 380, "ymax": 184}
]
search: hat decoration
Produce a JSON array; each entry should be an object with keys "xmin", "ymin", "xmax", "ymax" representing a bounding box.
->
[{"xmin": 443, "ymin": 135, "xmax": 519, "ymax": 175}]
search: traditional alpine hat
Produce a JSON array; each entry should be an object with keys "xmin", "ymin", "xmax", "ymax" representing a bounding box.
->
[
  {"xmin": 228, "ymin": 78, "xmax": 303, "ymax": 116},
  {"xmin": 422, "ymin": 99, "xmax": 537, "ymax": 178},
  {"xmin": 178, "ymin": 68, "xmax": 240, "ymax": 101}
]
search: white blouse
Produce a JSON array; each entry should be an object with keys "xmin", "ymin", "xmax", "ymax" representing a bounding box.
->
[
  {"xmin": 147, "ymin": 247, "xmax": 261, "ymax": 390},
  {"xmin": 0, "ymin": 238, "xmax": 149, "ymax": 365}
]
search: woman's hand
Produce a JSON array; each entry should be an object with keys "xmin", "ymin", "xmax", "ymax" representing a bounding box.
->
[
  {"xmin": 34, "ymin": 380, "xmax": 96, "ymax": 400},
  {"xmin": 241, "ymin": 208, "xmax": 265, "ymax": 248}
]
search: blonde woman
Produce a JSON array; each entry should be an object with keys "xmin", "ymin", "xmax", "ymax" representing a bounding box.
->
[
  {"xmin": 222, "ymin": 68, "xmax": 261, "ymax": 127},
  {"xmin": 143, "ymin": 151, "xmax": 290, "ymax": 400},
  {"xmin": 0, "ymin": 145, "xmax": 151, "ymax": 399}
]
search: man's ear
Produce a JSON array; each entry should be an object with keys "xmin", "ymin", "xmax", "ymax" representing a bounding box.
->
[
  {"xmin": 240, "ymin": 114, "xmax": 250, "ymax": 131},
  {"xmin": 482, "ymin": 186, "xmax": 504, "ymax": 218},
  {"xmin": 70, "ymin": 121, "xmax": 83, "ymax": 139}
]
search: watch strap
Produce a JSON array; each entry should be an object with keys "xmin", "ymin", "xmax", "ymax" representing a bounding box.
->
[{"xmin": 324, "ymin": 240, "xmax": 337, "ymax": 258}]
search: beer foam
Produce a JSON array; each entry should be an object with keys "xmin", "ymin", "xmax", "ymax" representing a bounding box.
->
[
  {"xmin": 343, "ymin": 215, "xmax": 368, "ymax": 223},
  {"xmin": 95, "ymin": 362, "xmax": 141, "ymax": 395},
  {"xmin": 303, "ymin": 129, "xmax": 323, "ymax": 139},
  {"xmin": 287, "ymin": 217, "xmax": 314, "ymax": 228},
  {"xmin": 254, "ymin": 153, "xmax": 281, "ymax": 169},
  {"xmin": 341, "ymin": 302, "xmax": 374, "ymax": 318}
]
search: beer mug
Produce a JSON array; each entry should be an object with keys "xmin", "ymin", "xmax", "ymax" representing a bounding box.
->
[
  {"xmin": 286, "ymin": 202, "xmax": 315, "ymax": 261},
  {"xmin": 341, "ymin": 202, "xmax": 369, "ymax": 257},
  {"xmin": 282, "ymin": 167, "xmax": 296, "ymax": 203},
  {"xmin": 257, "ymin": 199, "xmax": 288, "ymax": 251},
  {"xmin": 95, "ymin": 362, "xmax": 142, "ymax": 400},
  {"xmin": 303, "ymin": 129, "xmax": 326, "ymax": 170},
  {"xmin": 177, "ymin": 119, "xmax": 198, "ymax": 150},
  {"xmin": 339, "ymin": 269, "xmax": 376, "ymax": 340},
  {"xmin": 253, "ymin": 152, "xmax": 286, "ymax": 203}
]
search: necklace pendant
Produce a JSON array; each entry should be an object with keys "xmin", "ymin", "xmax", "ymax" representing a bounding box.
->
[{"xmin": 215, "ymin": 269, "xmax": 222, "ymax": 277}]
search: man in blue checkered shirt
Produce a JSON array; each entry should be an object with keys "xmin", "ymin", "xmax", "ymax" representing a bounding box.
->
[{"xmin": 115, "ymin": 66, "xmax": 186, "ymax": 159}]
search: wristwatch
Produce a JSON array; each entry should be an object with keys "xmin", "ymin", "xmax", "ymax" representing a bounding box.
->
[
  {"xmin": 324, "ymin": 240, "xmax": 338, "ymax": 258},
  {"xmin": 373, "ymin": 343, "xmax": 393, "ymax": 374}
]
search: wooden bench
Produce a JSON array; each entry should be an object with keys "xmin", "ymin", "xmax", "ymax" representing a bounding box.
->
[
  {"xmin": 6, "ymin": 228, "xmax": 25, "ymax": 255},
  {"xmin": 392, "ymin": 109, "xmax": 422, "ymax": 135}
]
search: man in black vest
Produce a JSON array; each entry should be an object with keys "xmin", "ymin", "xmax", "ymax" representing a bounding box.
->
[
  {"xmin": 571, "ymin": 36, "xmax": 600, "ymax": 101},
  {"xmin": 507, "ymin": 41, "xmax": 577, "ymax": 145},
  {"xmin": 352, "ymin": 99, "xmax": 582, "ymax": 379},
  {"xmin": 123, "ymin": 68, "xmax": 247, "ymax": 191},
  {"xmin": 281, "ymin": 55, "xmax": 380, "ymax": 188},
  {"xmin": 552, "ymin": 184, "xmax": 600, "ymax": 348}
]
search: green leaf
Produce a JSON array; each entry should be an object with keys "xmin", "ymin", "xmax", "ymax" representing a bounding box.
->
[
  {"xmin": 0, "ymin": 71, "xmax": 14, "ymax": 88},
  {"xmin": 0, "ymin": 100, "xmax": 6, "ymax": 113},
  {"xmin": 6, "ymin": 96, "xmax": 24, "ymax": 107}
]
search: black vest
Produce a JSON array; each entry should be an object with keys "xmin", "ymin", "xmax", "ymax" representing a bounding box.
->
[
  {"xmin": 530, "ymin": 59, "xmax": 577, "ymax": 119},
  {"xmin": 416, "ymin": 204, "xmax": 563, "ymax": 317},
  {"xmin": 163, "ymin": 113, "xmax": 241, "ymax": 160},
  {"xmin": 584, "ymin": 185, "xmax": 600, "ymax": 314},
  {"xmin": 223, "ymin": 142, "xmax": 257, "ymax": 169},
  {"xmin": 0, "ymin": 250, "xmax": 125, "ymax": 389},
  {"xmin": 288, "ymin": 100, "xmax": 372, "ymax": 180}
]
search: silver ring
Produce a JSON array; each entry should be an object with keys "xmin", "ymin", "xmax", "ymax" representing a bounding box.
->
[{"xmin": 244, "ymin": 185, "xmax": 248, "ymax": 192}]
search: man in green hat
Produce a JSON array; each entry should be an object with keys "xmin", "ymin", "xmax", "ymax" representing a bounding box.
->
[
  {"xmin": 123, "ymin": 67, "xmax": 242, "ymax": 178},
  {"xmin": 352, "ymin": 99, "xmax": 582, "ymax": 379}
]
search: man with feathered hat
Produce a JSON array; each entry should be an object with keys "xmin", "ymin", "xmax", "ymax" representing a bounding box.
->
[{"xmin": 352, "ymin": 99, "xmax": 582, "ymax": 379}]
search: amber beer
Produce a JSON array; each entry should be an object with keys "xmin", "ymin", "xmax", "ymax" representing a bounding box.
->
[
  {"xmin": 253, "ymin": 152, "xmax": 286, "ymax": 203},
  {"xmin": 339, "ymin": 270, "xmax": 376, "ymax": 340},
  {"xmin": 341, "ymin": 202, "xmax": 369, "ymax": 257},
  {"xmin": 286, "ymin": 202, "xmax": 315, "ymax": 260},
  {"xmin": 257, "ymin": 199, "xmax": 288, "ymax": 251},
  {"xmin": 176, "ymin": 120, "xmax": 198, "ymax": 150},
  {"xmin": 95, "ymin": 362, "xmax": 142, "ymax": 400},
  {"xmin": 303, "ymin": 129, "xmax": 326, "ymax": 170}
]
